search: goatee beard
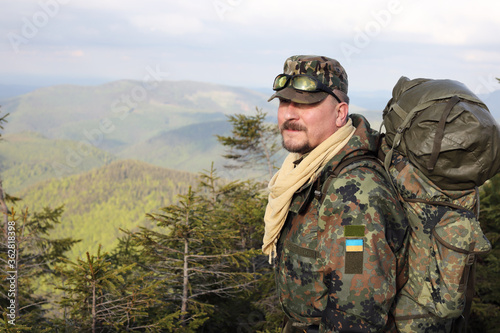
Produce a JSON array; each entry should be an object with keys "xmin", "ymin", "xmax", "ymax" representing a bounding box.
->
[
  {"xmin": 280, "ymin": 121, "xmax": 311, "ymax": 154},
  {"xmin": 281, "ymin": 139, "xmax": 311, "ymax": 154}
]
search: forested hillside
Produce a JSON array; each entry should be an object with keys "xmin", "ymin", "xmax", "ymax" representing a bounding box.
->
[
  {"xmin": 0, "ymin": 131, "xmax": 115, "ymax": 193},
  {"xmin": 118, "ymin": 120, "xmax": 232, "ymax": 172},
  {"xmin": 16, "ymin": 159, "xmax": 200, "ymax": 259}
]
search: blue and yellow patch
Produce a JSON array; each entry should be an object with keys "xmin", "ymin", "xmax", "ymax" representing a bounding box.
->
[
  {"xmin": 344, "ymin": 225, "xmax": 365, "ymax": 274},
  {"xmin": 346, "ymin": 238, "xmax": 363, "ymax": 252}
]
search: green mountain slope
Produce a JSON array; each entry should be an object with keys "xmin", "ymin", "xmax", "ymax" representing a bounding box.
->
[
  {"xmin": 0, "ymin": 120, "xmax": 233, "ymax": 194},
  {"xmin": 15, "ymin": 159, "xmax": 200, "ymax": 259},
  {"xmin": 119, "ymin": 120, "xmax": 232, "ymax": 172},
  {"xmin": 1, "ymin": 80, "xmax": 271, "ymax": 154},
  {"xmin": 0, "ymin": 131, "xmax": 115, "ymax": 193}
]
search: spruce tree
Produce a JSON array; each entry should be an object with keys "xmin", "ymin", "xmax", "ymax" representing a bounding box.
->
[
  {"xmin": 55, "ymin": 245, "xmax": 163, "ymax": 332},
  {"xmin": 216, "ymin": 107, "xmax": 282, "ymax": 180},
  {"xmin": 0, "ymin": 112, "xmax": 79, "ymax": 331},
  {"xmin": 0, "ymin": 204, "xmax": 79, "ymax": 331},
  {"xmin": 128, "ymin": 176, "xmax": 261, "ymax": 331},
  {"xmin": 215, "ymin": 106, "xmax": 285, "ymax": 331},
  {"xmin": 470, "ymin": 174, "xmax": 500, "ymax": 332},
  {"xmin": 195, "ymin": 165, "xmax": 282, "ymax": 332}
]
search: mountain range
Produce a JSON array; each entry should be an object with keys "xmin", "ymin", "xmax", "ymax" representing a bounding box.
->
[{"xmin": 0, "ymin": 80, "xmax": 273, "ymax": 188}]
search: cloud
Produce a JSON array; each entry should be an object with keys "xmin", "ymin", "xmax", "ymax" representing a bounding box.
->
[
  {"xmin": 130, "ymin": 14, "xmax": 204, "ymax": 35},
  {"xmin": 386, "ymin": 1, "xmax": 500, "ymax": 46},
  {"xmin": 0, "ymin": 0, "xmax": 498, "ymax": 93},
  {"xmin": 212, "ymin": 0, "xmax": 500, "ymax": 47},
  {"xmin": 69, "ymin": 49, "xmax": 84, "ymax": 57}
]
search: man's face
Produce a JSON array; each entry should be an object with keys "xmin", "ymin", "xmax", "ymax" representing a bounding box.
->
[{"xmin": 278, "ymin": 95, "xmax": 341, "ymax": 154}]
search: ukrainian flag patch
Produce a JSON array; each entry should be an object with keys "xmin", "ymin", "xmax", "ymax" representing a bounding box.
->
[
  {"xmin": 346, "ymin": 239, "xmax": 363, "ymax": 252},
  {"xmin": 344, "ymin": 225, "xmax": 365, "ymax": 274}
]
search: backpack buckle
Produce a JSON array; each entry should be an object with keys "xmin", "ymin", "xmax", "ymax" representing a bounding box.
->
[{"xmin": 466, "ymin": 253, "xmax": 475, "ymax": 266}]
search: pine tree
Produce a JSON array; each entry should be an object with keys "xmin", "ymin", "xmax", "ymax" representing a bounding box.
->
[
  {"xmin": 0, "ymin": 111, "xmax": 79, "ymax": 331},
  {"xmin": 197, "ymin": 163, "xmax": 266, "ymax": 251},
  {"xmin": 469, "ymin": 174, "xmax": 500, "ymax": 332},
  {"xmin": 55, "ymin": 244, "xmax": 163, "ymax": 332},
  {"xmin": 0, "ymin": 111, "xmax": 8, "ymax": 140},
  {"xmin": 214, "ymin": 106, "xmax": 285, "ymax": 331},
  {"xmin": 0, "ymin": 204, "xmax": 79, "ymax": 331},
  {"xmin": 216, "ymin": 107, "xmax": 282, "ymax": 180},
  {"xmin": 128, "ymin": 177, "xmax": 261, "ymax": 331}
]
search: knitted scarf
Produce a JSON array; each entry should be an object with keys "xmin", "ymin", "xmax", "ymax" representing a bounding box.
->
[{"xmin": 262, "ymin": 118, "xmax": 355, "ymax": 262}]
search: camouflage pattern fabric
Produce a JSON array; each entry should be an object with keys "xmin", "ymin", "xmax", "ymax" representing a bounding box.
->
[
  {"xmin": 268, "ymin": 55, "xmax": 348, "ymax": 104},
  {"xmin": 380, "ymin": 137, "xmax": 492, "ymax": 333},
  {"xmin": 282, "ymin": 55, "xmax": 348, "ymax": 94},
  {"xmin": 275, "ymin": 114, "xmax": 408, "ymax": 332}
]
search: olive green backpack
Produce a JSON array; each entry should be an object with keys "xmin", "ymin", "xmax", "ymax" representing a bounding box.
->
[
  {"xmin": 380, "ymin": 76, "xmax": 499, "ymax": 332},
  {"xmin": 382, "ymin": 76, "xmax": 500, "ymax": 191}
]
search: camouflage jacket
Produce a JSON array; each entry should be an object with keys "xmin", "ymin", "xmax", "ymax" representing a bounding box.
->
[{"xmin": 275, "ymin": 114, "xmax": 408, "ymax": 332}]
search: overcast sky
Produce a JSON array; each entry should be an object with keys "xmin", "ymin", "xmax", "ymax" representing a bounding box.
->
[{"xmin": 1, "ymin": 0, "xmax": 500, "ymax": 95}]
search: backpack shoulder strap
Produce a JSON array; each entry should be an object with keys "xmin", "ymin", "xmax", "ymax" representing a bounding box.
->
[
  {"xmin": 316, "ymin": 154, "xmax": 384, "ymax": 205},
  {"xmin": 334, "ymin": 155, "xmax": 383, "ymax": 177}
]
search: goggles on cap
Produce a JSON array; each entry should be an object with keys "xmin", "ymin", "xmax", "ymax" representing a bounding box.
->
[{"xmin": 272, "ymin": 74, "xmax": 342, "ymax": 103}]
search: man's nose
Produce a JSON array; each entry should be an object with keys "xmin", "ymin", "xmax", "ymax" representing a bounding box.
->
[{"xmin": 281, "ymin": 102, "xmax": 301, "ymax": 120}]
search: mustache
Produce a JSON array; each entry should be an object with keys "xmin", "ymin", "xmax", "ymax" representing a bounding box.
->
[{"xmin": 281, "ymin": 121, "xmax": 307, "ymax": 132}]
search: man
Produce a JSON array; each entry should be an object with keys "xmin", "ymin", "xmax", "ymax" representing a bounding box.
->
[{"xmin": 262, "ymin": 55, "xmax": 407, "ymax": 332}]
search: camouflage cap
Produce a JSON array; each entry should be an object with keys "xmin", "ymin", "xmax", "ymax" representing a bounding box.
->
[{"xmin": 268, "ymin": 55, "xmax": 348, "ymax": 104}]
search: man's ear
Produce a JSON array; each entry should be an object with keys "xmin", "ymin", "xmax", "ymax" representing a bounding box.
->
[{"xmin": 336, "ymin": 102, "xmax": 349, "ymax": 127}]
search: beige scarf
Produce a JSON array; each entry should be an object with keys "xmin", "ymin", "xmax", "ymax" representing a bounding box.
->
[{"xmin": 262, "ymin": 118, "xmax": 355, "ymax": 262}]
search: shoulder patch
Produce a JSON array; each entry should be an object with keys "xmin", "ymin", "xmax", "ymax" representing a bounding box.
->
[
  {"xmin": 344, "ymin": 225, "xmax": 365, "ymax": 274},
  {"xmin": 345, "ymin": 225, "xmax": 365, "ymax": 237}
]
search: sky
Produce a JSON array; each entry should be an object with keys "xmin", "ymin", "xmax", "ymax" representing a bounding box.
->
[{"xmin": 1, "ymin": 0, "xmax": 500, "ymax": 96}]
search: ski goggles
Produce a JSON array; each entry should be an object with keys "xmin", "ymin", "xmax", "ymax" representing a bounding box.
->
[{"xmin": 272, "ymin": 74, "xmax": 342, "ymax": 103}]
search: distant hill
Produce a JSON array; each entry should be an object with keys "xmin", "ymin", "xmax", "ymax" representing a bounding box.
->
[
  {"xmin": 0, "ymin": 80, "xmax": 271, "ymax": 152},
  {"xmin": 0, "ymin": 80, "xmax": 275, "ymax": 190},
  {"xmin": 119, "ymin": 120, "xmax": 232, "ymax": 172},
  {"xmin": 16, "ymin": 159, "xmax": 200, "ymax": 259},
  {"xmin": 0, "ymin": 131, "xmax": 115, "ymax": 193}
]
